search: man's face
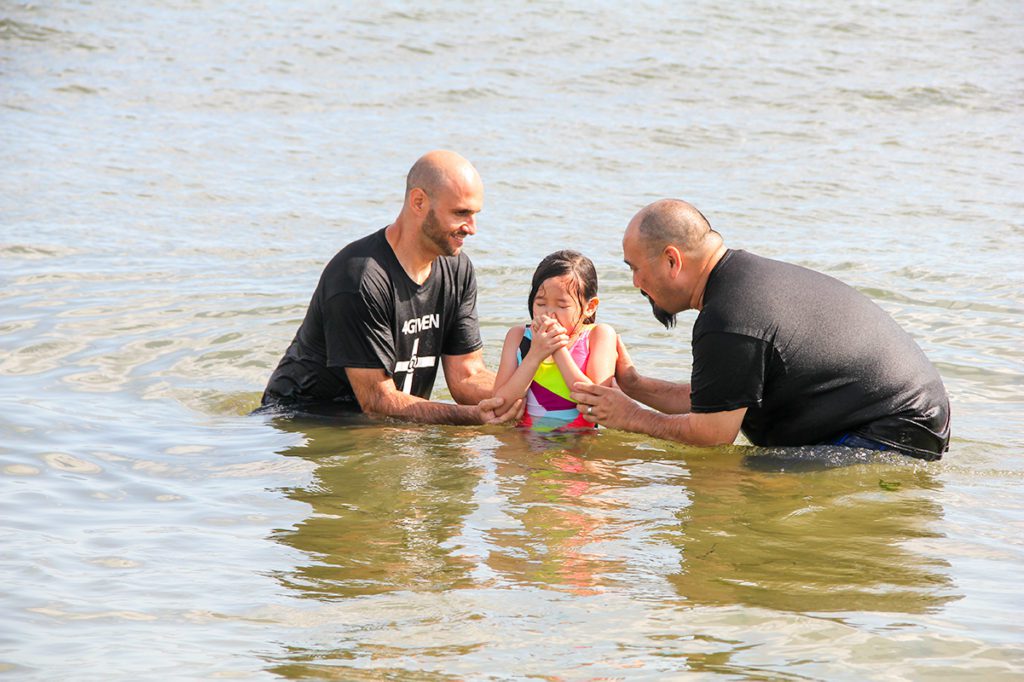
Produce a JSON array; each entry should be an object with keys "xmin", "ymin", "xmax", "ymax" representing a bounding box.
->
[
  {"xmin": 421, "ymin": 176, "xmax": 484, "ymax": 257},
  {"xmin": 623, "ymin": 225, "xmax": 677, "ymax": 329}
]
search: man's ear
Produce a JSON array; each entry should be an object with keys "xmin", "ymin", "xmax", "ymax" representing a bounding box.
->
[
  {"xmin": 664, "ymin": 245, "xmax": 684, "ymax": 278},
  {"xmin": 408, "ymin": 187, "xmax": 429, "ymax": 215}
]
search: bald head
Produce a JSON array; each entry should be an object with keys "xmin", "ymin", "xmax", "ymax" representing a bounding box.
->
[
  {"xmin": 630, "ymin": 199, "xmax": 720, "ymax": 257},
  {"xmin": 622, "ymin": 199, "xmax": 726, "ymax": 322},
  {"xmin": 405, "ymin": 150, "xmax": 481, "ymax": 200}
]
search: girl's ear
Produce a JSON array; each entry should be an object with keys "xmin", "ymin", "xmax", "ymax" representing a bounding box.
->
[{"xmin": 585, "ymin": 296, "xmax": 600, "ymax": 318}]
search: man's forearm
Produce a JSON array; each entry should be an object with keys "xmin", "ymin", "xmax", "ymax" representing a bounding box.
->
[
  {"xmin": 622, "ymin": 407, "xmax": 732, "ymax": 447},
  {"xmin": 365, "ymin": 392, "xmax": 481, "ymax": 425},
  {"xmin": 623, "ymin": 375, "xmax": 692, "ymax": 414}
]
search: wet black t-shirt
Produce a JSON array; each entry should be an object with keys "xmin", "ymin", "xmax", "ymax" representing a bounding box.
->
[
  {"xmin": 262, "ymin": 228, "xmax": 482, "ymax": 409},
  {"xmin": 690, "ymin": 250, "xmax": 950, "ymax": 459}
]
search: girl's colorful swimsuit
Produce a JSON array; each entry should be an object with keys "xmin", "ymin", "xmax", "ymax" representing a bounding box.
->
[{"xmin": 516, "ymin": 324, "xmax": 595, "ymax": 431}]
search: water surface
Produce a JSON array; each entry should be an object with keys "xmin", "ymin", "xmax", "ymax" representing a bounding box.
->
[{"xmin": 2, "ymin": 1, "xmax": 1023, "ymax": 679}]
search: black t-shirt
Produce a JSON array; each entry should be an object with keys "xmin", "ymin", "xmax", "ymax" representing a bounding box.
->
[
  {"xmin": 690, "ymin": 250, "xmax": 950, "ymax": 459},
  {"xmin": 262, "ymin": 227, "xmax": 482, "ymax": 409}
]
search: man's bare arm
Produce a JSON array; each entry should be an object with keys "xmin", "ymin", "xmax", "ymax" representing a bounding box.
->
[
  {"xmin": 624, "ymin": 405, "xmax": 746, "ymax": 446},
  {"xmin": 621, "ymin": 375, "xmax": 693, "ymax": 415},
  {"xmin": 614, "ymin": 336, "xmax": 692, "ymax": 414},
  {"xmin": 346, "ymin": 367, "xmax": 482, "ymax": 424},
  {"xmin": 571, "ymin": 382, "xmax": 746, "ymax": 447}
]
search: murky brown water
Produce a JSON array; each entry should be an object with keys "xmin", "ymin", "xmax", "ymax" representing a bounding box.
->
[{"xmin": 2, "ymin": 1, "xmax": 1023, "ymax": 679}]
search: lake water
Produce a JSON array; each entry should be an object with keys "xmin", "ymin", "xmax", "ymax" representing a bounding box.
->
[{"xmin": 2, "ymin": 1, "xmax": 1023, "ymax": 679}]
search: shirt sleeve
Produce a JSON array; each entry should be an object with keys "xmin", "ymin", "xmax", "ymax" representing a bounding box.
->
[
  {"xmin": 690, "ymin": 331, "xmax": 770, "ymax": 413},
  {"xmin": 322, "ymin": 286, "xmax": 396, "ymax": 374},
  {"xmin": 441, "ymin": 260, "xmax": 483, "ymax": 356}
]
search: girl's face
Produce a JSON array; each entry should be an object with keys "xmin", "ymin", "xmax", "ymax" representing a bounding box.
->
[{"xmin": 531, "ymin": 274, "xmax": 596, "ymax": 333}]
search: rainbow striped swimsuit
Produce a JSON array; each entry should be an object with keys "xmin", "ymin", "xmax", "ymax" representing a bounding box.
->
[{"xmin": 517, "ymin": 324, "xmax": 595, "ymax": 431}]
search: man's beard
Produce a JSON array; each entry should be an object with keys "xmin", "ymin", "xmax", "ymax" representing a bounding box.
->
[
  {"xmin": 643, "ymin": 291, "xmax": 676, "ymax": 329},
  {"xmin": 423, "ymin": 208, "xmax": 459, "ymax": 256}
]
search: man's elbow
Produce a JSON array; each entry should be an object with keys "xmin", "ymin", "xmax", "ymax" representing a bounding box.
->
[
  {"xmin": 683, "ymin": 422, "xmax": 740, "ymax": 447},
  {"xmin": 446, "ymin": 368, "xmax": 495, "ymax": 404},
  {"xmin": 449, "ymin": 383, "xmax": 489, "ymax": 405},
  {"xmin": 682, "ymin": 409, "xmax": 744, "ymax": 447},
  {"xmin": 354, "ymin": 389, "xmax": 398, "ymax": 418},
  {"xmin": 357, "ymin": 395, "xmax": 385, "ymax": 416}
]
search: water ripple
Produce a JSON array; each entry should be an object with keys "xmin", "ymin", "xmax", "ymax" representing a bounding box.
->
[{"xmin": 2, "ymin": 0, "xmax": 1023, "ymax": 678}]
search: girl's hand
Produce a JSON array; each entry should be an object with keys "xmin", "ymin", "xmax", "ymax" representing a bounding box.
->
[
  {"xmin": 528, "ymin": 314, "xmax": 569, "ymax": 359},
  {"xmin": 477, "ymin": 396, "xmax": 525, "ymax": 425}
]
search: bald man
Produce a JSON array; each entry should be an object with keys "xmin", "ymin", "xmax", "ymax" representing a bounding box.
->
[
  {"xmin": 571, "ymin": 199, "xmax": 950, "ymax": 460},
  {"xmin": 260, "ymin": 151, "xmax": 520, "ymax": 425}
]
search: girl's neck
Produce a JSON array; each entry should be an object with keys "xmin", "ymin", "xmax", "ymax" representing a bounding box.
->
[{"xmin": 565, "ymin": 320, "xmax": 589, "ymax": 343}]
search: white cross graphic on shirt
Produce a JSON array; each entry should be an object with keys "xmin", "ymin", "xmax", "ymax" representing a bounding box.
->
[{"xmin": 394, "ymin": 338, "xmax": 437, "ymax": 394}]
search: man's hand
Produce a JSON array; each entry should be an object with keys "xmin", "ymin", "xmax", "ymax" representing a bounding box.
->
[
  {"xmin": 570, "ymin": 382, "xmax": 642, "ymax": 431},
  {"xmin": 477, "ymin": 395, "xmax": 524, "ymax": 425},
  {"xmin": 573, "ymin": 379, "xmax": 745, "ymax": 445}
]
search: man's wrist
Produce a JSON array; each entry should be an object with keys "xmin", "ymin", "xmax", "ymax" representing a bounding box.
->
[
  {"xmin": 450, "ymin": 402, "xmax": 485, "ymax": 426},
  {"xmin": 621, "ymin": 401, "xmax": 646, "ymax": 433}
]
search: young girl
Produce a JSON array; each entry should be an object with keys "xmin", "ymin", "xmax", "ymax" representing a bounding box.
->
[{"xmin": 493, "ymin": 250, "xmax": 617, "ymax": 431}]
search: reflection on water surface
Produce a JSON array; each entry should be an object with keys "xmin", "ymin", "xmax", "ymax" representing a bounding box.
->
[
  {"xmin": 3, "ymin": 0, "xmax": 1023, "ymax": 677},
  {"xmin": 264, "ymin": 419, "xmax": 964, "ymax": 676}
]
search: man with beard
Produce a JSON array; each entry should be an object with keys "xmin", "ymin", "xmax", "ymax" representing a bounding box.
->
[
  {"xmin": 259, "ymin": 150, "xmax": 521, "ymax": 425},
  {"xmin": 570, "ymin": 199, "xmax": 950, "ymax": 460}
]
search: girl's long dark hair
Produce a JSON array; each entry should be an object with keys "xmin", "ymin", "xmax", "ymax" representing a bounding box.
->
[{"xmin": 527, "ymin": 250, "xmax": 599, "ymax": 326}]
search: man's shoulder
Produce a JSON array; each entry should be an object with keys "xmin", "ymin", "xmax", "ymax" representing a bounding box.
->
[
  {"xmin": 706, "ymin": 249, "xmax": 857, "ymax": 312},
  {"xmin": 326, "ymin": 227, "xmax": 388, "ymax": 267},
  {"xmin": 715, "ymin": 249, "xmax": 803, "ymax": 281},
  {"xmin": 320, "ymin": 228, "xmax": 393, "ymax": 293},
  {"xmin": 430, "ymin": 251, "xmax": 477, "ymax": 297},
  {"xmin": 436, "ymin": 250, "xmax": 476, "ymax": 276},
  {"xmin": 720, "ymin": 249, "xmax": 854, "ymax": 290},
  {"xmin": 696, "ymin": 250, "xmax": 788, "ymax": 340}
]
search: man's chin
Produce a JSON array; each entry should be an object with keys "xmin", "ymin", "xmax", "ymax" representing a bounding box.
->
[
  {"xmin": 643, "ymin": 292, "xmax": 676, "ymax": 329},
  {"xmin": 427, "ymin": 236, "xmax": 458, "ymax": 257},
  {"xmin": 450, "ymin": 233, "xmax": 469, "ymax": 253},
  {"xmin": 442, "ymin": 235, "xmax": 466, "ymax": 257},
  {"xmin": 652, "ymin": 306, "xmax": 677, "ymax": 329}
]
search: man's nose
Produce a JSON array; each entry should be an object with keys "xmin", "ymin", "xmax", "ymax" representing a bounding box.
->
[{"xmin": 462, "ymin": 215, "xmax": 477, "ymax": 234}]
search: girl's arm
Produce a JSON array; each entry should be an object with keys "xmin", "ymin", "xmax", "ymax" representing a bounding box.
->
[
  {"xmin": 552, "ymin": 323, "xmax": 616, "ymax": 389},
  {"xmin": 614, "ymin": 335, "xmax": 691, "ymax": 414},
  {"xmin": 493, "ymin": 323, "xmax": 566, "ymax": 409}
]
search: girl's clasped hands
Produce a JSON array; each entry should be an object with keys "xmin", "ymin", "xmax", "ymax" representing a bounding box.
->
[{"xmin": 527, "ymin": 313, "xmax": 571, "ymax": 359}]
